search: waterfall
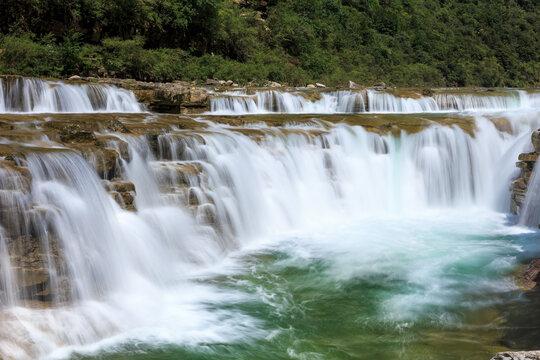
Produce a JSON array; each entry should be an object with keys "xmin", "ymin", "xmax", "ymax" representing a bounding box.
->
[
  {"xmin": 209, "ymin": 89, "xmax": 540, "ymax": 115},
  {"xmin": 0, "ymin": 77, "xmax": 143, "ymax": 113},
  {"xmin": 0, "ymin": 79, "xmax": 539, "ymax": 359}
]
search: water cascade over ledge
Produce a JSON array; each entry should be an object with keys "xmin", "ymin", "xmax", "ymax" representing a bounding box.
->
[
  {"xmin": 0, "ymin": 77, "xmax": 143, "ymax": 113},
  {"xmin": 0, "ymin": 80, "xmax": 539, "ymax": 359},
  {"xmin": 209, "ymin": 89, "xmax": 540, "ymax": 114}
]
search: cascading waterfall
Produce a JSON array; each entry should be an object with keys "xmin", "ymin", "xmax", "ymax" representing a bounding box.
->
[
  {"xmin": 0, "ymin": 77, "xmax": 143, "ymax": 113},
  {"xmin": 209, "ymin": 89, "xmax": 540, "ymax": 114},
  {"xmin": 209, "ymin": 90, "xmax": 367, "ymax": 114},
  {"xmin": 0, "ymin": 80, "xmax": 539, "ymax": 359}
]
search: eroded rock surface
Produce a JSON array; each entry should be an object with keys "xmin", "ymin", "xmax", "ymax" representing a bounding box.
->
[{"xmin": 491, "ymin": 351, "xmax": 540, "ymax": 360}]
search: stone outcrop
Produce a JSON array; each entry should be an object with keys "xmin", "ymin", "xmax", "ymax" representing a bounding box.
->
[
  {"xmin": 104, "ymin": 180, "xmax": 136, "ymax": 211},
  {"xmin": 491, "ymin": 351, "xmax": 540, "ymax": 360},
  {"xmin": 518, "ymin": 259, "xmax": 540, "ymax": 290},
  {"xmin": 511, "ymin": 130, "xmax": 540, "ymax": 215},
  {"xmin": 83, "ymin": 78, "xmax": 212, "ymax": 114}
]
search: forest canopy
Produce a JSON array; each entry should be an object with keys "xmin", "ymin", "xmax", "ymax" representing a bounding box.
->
[{"xmin": 0, "ymin": 0, "xmax": 538, "ymax": 87}]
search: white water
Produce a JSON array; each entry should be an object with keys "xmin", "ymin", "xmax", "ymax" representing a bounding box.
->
[
  {"xmin": 209, "ymin": 89, "xmax": 540, "ymax": 114},
  {"xmin": 0, "ymin": 77, "xmax": 143, "ymax": 113},
  {"xmin": 0, "ymin": 86, "xmax": 539, "ymax": 358}
]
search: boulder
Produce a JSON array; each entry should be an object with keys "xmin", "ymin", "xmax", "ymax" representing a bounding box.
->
[
  {"xmin": 491, "ymin": 351, "xmax": 540, "ymax": 360},
  {"xmin": 373, "ymin": 82, "xmax": 387, "ymax": 90},
  {"xmin": 306, "ymin": 84, "xmax": 316, "ymax": 89},
  {"xmin": 184, "ymin": 89, "xmax": 209, "ymax": 107},
  {"xmin": 346, "ymin": 81, "xmax": 361, "ymax": 89},
  {"xmin": 205, "ymin": 79, "xmax": 221, "ymax": 86},
  {"xmin": 68, "ymin": 75, "xmax": 81, "ymax": 81},
  {"xmin": 267, "ymin": 81, "xmax": 282, "ymax": 88},
  {"xmin": 315, "ymin": 83, "xmax": 326, "ymax": 88}
]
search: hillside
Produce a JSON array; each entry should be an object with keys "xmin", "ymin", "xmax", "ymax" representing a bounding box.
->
[{"xmin": 0, "ymin": 0, "xmax": 538, "ymax": 87}]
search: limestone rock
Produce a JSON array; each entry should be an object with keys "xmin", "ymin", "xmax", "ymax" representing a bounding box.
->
[
  {"xmin": 72, "ymin": 145, "xmax": 119, "ymax": 178},
  {"xmin": 519, "ymin": 258, "xmax": 540, "ymax": 290},
  {"xmin": 266, "ymin": 81, "xmax": 282, "ymax": 88},
  {"xmin": 518, "ymin": 153, "xmax": 538, "ymax": 162},
  {"xmin": 185, "ymin": 89, "xmax": 209, "ymax": 107},
  {"xmin": 491, "ymin": 351, "xmax": 540, "ymax": 360},
  {"xmin": 307, "ymin": 84, "xmax": 316, "ymax": 89},
  {"xmin": 532, "ymin": 130, "xmax": 540, "ymax": 153},
  {"xmin": 68, "ymin": 75, "xmax": 81, "ymax": 81},
  {"xmin": 103, "ymin": 180, "xmax": 136, "ymax": 210},
  {"xmin": 44, "ymin": 121, "xmax": 96, "ymax": 143}
]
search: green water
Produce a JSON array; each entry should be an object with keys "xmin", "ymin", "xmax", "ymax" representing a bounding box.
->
[{"xmin": 67, "ymin": 210, "xmax": 540, "ymax": 360}]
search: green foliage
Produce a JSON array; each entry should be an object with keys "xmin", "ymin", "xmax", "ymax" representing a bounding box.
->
[{"xmin": 0, "ymin": 0, "xmax": 538, "ymax": 87}]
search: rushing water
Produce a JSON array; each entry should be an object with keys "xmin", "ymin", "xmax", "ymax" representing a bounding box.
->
[
  {"xmin": 0, "ymin": 77, "xmax": 143, "ymax": 113},
  {"xmin": 0, "ymin": 78, "xmax": 540, "ymax": 360},
  {"xmin": 209, "ymin": 89, "xmax": 540, "ymax": 115}
]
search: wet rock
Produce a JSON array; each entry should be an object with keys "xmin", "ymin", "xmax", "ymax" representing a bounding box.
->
[
  {"xmin": 519, "ymin": 259, "xmax": 540, "ymax": 290},
  {"xmin": 532, "ymin": 130, "xmax": 540, "ymax": 153},
  {"xmin": 491, "ymin": 351, "xmax": 540, "ymax": 360},
  {"xmin": 106, "ymin": 118, "xmax": 130, "ymax": 133},
  {"xmin": 72, "ymin": 145, "xmax": 119, "ymax": 178},
  {"xmin": 0, "ymin": 121, "xmax": 14, "ymax": 130},
  {"xmin": 44, "ymin": 121, "xmax": 96, "ymax": 143},
  {"xmin": 519, "ymin": 153, "xmax": 538, "ymax": 162},
  {"xmin": 103, "ymin": 180, "xmax": 136, "ymax": 210}
]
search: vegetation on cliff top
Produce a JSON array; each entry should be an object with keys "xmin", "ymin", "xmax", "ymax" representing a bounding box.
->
[{"xmin": 0, "ymin": 0, "xmax": 538, "ymax": 87}]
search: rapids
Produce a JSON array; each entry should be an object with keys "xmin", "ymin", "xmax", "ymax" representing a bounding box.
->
[{"xmin": 0, "ymin": 78, "xmax": 539, "ymax": 360}]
